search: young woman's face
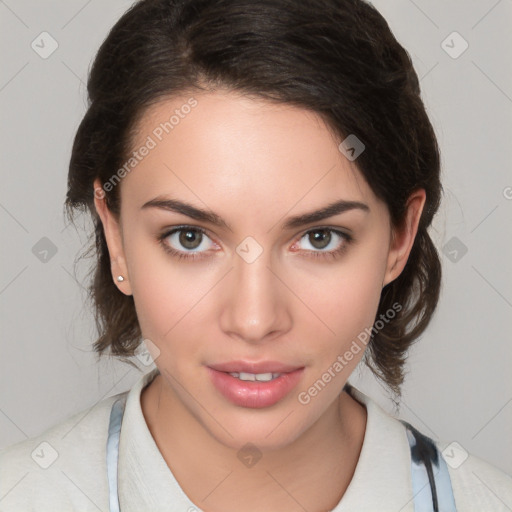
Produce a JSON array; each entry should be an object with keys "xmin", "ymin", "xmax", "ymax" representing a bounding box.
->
[{"xmin": 94, "ymin": 90, "xmax": 422, "ymax": 450}]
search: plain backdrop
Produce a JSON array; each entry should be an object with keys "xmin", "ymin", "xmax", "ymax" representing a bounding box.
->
[{"xmin": 1, "ymin": 0, "xmax": 511, "ymax": 476}]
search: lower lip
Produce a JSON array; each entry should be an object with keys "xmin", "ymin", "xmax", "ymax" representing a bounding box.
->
[{"xmin": 207, "ymin": 367, "xmax": 305, "ymax": 408}]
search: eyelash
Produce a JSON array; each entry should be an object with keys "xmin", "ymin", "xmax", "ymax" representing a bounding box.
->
[{"xmin": 157, "ymin": 225, "xmax": 353, "ymax": 261}]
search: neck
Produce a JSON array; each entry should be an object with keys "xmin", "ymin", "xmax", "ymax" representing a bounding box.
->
[{"xmin": 141, "ymin": 373, "xmax": 366, "ymax": 512}]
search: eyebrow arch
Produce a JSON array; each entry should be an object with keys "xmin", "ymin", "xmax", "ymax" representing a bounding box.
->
[
  {"xmin": 141, "ymin": 196, "xmax": 369, "ymax": 231},
  {"xmin": 141, "ymin": 196, "xmax": 231, "ymax": 230},
  {"xmin": 282, "ymin": 199, "xmax": 370, "ymax": 230}
]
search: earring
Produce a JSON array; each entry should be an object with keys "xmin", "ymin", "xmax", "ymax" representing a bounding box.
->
[{"xmin": 117, "ymin": 275, "xmax": 125, "ymax": 282}]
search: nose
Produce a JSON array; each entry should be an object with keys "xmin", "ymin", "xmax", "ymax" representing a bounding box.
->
[{"xmin": 218, "ymin": 248, "xmax": 292, "ymax": 345}]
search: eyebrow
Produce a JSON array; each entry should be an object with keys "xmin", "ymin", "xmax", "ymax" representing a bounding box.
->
[{"xmin": 141, "ymin": 196, "xmax": 370, "ymax": 231}]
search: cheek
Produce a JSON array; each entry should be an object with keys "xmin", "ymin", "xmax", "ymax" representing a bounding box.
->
[
  {"xmin": 291, "ymin": 243, "xmax": 388, "ymax": 358},
  {"xmin": 130, "ymin": 268, "xmax": 209, "ymax": 376},
  {"xmin": 124, "ymin": 233, "xmax": 205, "ymax": 345}
]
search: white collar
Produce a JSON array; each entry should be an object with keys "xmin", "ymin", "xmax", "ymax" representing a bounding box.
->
[{"xmin": 118, "ymin": 368, "xmax": 414, "ymax": 511}]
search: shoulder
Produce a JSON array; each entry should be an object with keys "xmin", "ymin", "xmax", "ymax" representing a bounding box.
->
[
  {"xmin": 401, "ymin": 417, "xmax": 512, "ymax": 510},
  {"xmin": 405, "ymin": 422, "xmax": 512, "ymax": 510},
  {"xmin": 0, "ymin": 391, "xmax": 127, "ymax": 511},
  {"xmin": 439, "ymin": 441, "xmax": 512, "ymax": 511},
  {"xmin": 346, "ymin": 385, "xmax": 512, "ymax": 510}
]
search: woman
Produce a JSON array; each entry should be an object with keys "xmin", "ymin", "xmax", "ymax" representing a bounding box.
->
[{"xmin": 1, "ymin": 0, "xmax": 510, "ymax": 510}]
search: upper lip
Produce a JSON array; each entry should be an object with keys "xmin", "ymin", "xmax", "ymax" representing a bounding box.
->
[{"xmin": 208, "ymin": 361, "xmax": 304, "ymax": 374}]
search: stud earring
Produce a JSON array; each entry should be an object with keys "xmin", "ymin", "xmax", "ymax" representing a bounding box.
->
[{"xmin": 117, "ymin": 275, "xmax": 125, "ymax": 282}]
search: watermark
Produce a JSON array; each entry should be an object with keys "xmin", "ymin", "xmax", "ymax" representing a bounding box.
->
[
  {"xmin": 31, "ymin": 441, "xmax": 59, "ymax": 469},
  {"xmin": 442, "ymin": 236, "xmax": 468, "ymax": 264},
  {"xmin": 237, "ymin": 442, "xmax": 263, "ymax": 468},
  {"xmin": 236, "ymin": 236, "xmax": 264, "ymax": 264},
  {"xmin": 134, "ymin": 338, "xmax": 161, "ymax": 367},
  {"xmin": 32, "ymin": 236, "xmax": 58, "ymax": 263},
  {"xmin": 338, "ymin": 134, "xmax": 365, "ymax": 161},
  {"xmin": 441, "ymin": 31, "xmax": 469, "ymax": 60},
  {"xmin": 442, "ymin": 441, "xmax": 468, "ymax": 469},
  {"xmin": 94, "ymin": 97, "xmax": 198, "ymax": 200},
  {"xmin": 297, "ymin": 301, "xmax": 402, "ymax": 405},
  {"xmin": 503, "ymin": 186, "xmax": 512, "ymax": 200},
  {"xmin": 31, "ymin": 31, "xmax": 59, "ymax": 59}
]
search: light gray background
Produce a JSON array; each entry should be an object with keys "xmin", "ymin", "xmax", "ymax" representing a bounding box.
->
[{"xmin": 1, "ymin": 0, "xmax": 511, "ymax": 477}]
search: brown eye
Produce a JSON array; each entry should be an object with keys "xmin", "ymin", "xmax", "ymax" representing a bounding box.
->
[
  {"xmin": 293, "ymin": 227, "xmax": 352, "ymax": 259},
  {"xmin": 308, "ymin": 229, "xmax": 332, "ymax": 250},
  {"xmin": 159, "ymin": 226, "xmax": 215, "ymax": 259},
  {"xmin": 179, "ymin": 229, "xmax": 203, "ymax": 250}
]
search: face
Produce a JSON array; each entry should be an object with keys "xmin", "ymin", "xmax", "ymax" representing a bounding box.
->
[{"xmin": 94, "ymin": 90, "xmax": 424, "ymax": 450}]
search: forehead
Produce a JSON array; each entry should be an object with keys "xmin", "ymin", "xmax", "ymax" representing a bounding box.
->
[{"xmin": 120, "ymin": 90, "xmax": 378, "ymax": 215}]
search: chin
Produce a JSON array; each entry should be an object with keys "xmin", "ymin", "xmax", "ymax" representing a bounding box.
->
[{"xmin": 198, "ymin": 404, "xmax": 315, "ymax": 453}]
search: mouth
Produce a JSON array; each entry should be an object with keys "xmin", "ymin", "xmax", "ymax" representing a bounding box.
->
[
  {"xmin": 207, "ymin": 360, "xmax": 305, "ymax": 408},
  {"xmin": 225, "ymin": 371, "xmax": 283, "ymax": 382}
]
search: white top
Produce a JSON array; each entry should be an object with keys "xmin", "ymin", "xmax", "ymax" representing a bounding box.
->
[{"xmin": 1, "ymin": 368, "xmax": 511, "ymax": 511}]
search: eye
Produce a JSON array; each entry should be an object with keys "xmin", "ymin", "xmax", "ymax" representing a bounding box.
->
[
  {"xmin": 158, "ymin": 226, "xmax": 216, "ymax": 260},
  {"xmin": 292, "ymin": 228, "xmax": 352, "ymax": 259},
  {"xmin": 158, "ymin": 225, "xmax": 353, "ymax": 262}
]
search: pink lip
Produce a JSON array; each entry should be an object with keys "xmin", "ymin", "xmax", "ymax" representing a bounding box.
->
[
  {"xmin": 206, "ymin": 363, "xmax": 305, "ymax": 409},
  {"xmin": 208, "ymin": 360, "xmax": 302, "ymax": 374}
]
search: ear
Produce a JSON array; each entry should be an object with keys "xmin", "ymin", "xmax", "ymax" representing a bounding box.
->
[
  {"xmin": 382, "ymin": 188, "xmax": 426, "ymax": 288},
  {"xmin": 93, "ymin": 178, "xmax": 133, "ymax": 296}
]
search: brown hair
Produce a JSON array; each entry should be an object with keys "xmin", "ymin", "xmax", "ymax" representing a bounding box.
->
[{"xmin": 65, "ymin": 0, "xmax": 442, "ymax": 399}]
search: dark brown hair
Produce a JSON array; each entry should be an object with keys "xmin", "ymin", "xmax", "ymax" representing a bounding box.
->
[{"xmin": 65, "ymin": 0, "xmax": 442, "ymax": 399}]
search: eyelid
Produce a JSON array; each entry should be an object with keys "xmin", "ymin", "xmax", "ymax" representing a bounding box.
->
[{"xmin": 297, "ymin": 225, "xmax": 352, "ymax": 240}]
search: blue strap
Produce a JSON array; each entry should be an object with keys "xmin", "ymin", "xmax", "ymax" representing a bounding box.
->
[
  {"xmin": 107, "ymin": 395, "xmax": 127, "ymax": 512},
  {"xmin": 401, "ymin": 420, "xmax": 457, "ymax": 511}
]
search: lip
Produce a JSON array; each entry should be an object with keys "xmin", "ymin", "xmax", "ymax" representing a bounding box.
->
[
  {"xmin": 206, "ymin": 362, "xmax": 305, "ymax": 409},
  {"xmin": 208, "ymin": 360, "xmax": 303, "ymax": 374}
]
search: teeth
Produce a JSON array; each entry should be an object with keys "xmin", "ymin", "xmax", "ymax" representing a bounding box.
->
[{"xmin": 228, "ymin": 372, "xmax": 282, "ymax": 381}]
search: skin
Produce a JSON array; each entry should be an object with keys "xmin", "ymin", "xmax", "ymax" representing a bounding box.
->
[{"xmin": 93, "ymin": 89, "xmax": 425, "ymax": 512}]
